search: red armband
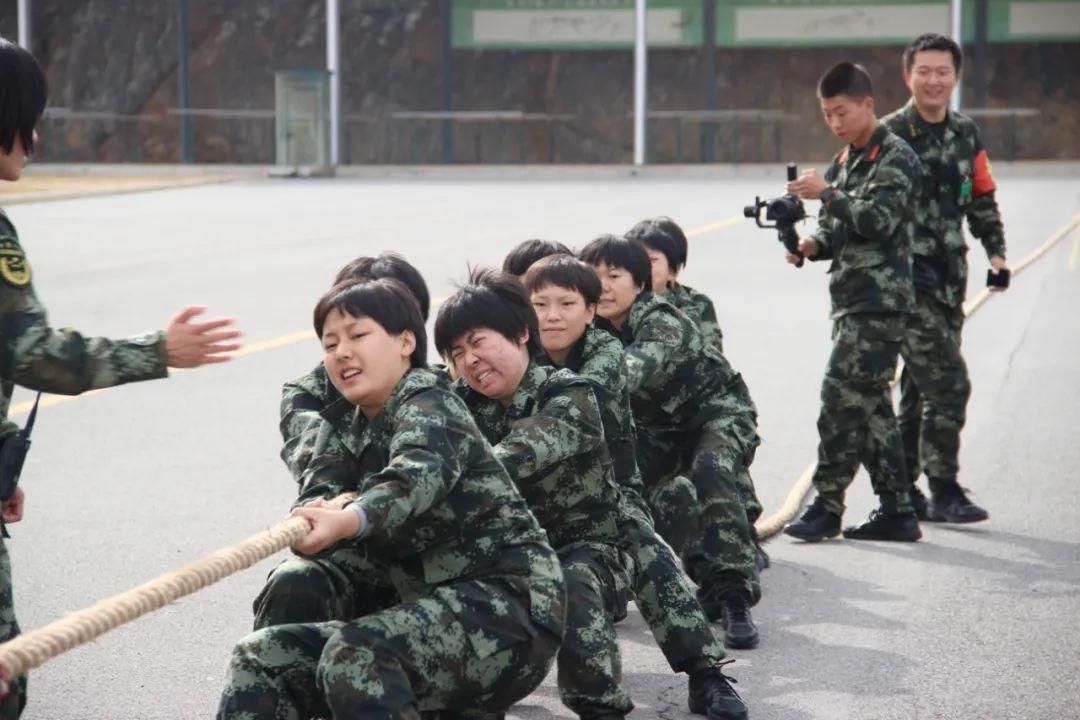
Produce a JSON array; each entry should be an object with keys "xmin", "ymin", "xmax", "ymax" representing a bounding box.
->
[{"xmin": 973, "ymin": 149, "xmax": 997, "ymax": 197}]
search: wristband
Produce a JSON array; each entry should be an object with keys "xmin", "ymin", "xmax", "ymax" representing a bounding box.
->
[{"xmin": 348, "ymin": 502, "xmax": 368, "ymax": 538}]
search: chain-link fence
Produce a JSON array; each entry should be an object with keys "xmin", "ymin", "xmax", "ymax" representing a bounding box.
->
[{"xmin": 2, "ymin": 0, "xmax": 1077, "ymax": 164}]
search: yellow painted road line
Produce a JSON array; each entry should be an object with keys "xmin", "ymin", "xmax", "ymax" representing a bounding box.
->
[
  {"xmin": 756, "ymin": 208, "xmax": 1080, "ymax": 540},
  {"xmin": 1069, "ymin": 226, "xmax": 1080, "ymax": 271},
  {"xmin": 230, "ymin": 329, "xmax": 316, "ymax": 358},
  {"xmin": 686, "ymin": 215, "xmax": 744, "ymax": 238},
  {"xmin": 5, "ymin": 216, "xmax": 746, "ymax": 419}
]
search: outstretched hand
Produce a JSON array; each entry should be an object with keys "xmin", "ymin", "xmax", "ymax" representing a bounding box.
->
[{"xmin": 164, "ymin": 306, "xmax": 243, "ymax": 368}]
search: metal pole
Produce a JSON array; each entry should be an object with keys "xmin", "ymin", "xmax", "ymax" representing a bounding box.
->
[
  {"xmin": 442, "ymin": 0, "xmax": 453, "ymax": 164},
  {"xmin": 974, "ymin": 0, "xmax": 988, "ymax": 109},
  {"xmin": 327, "ymin": 0, "xmax": 341, "ymax": 166},
  {"xmin": 177, "ymin": 0, "xmax": 194, "ymax": 163},
  {"xmin": 701, "ymin": 0, "xmax": 717, "ymax": 163},
  {"xmin": 950, "ymin": 0, "xmax": 962, "ymax": 112},
  {"xmin": 633, "ymin": 0, "xmax": 647, "ymax": 166},
  {"xmin": 17, "ymin": 0, "xmax": 31, "ymax": 50}
]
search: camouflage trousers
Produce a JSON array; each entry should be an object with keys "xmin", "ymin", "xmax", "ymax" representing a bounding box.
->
[
  {"xmin": 894, "ymin": 296, "xmax": 971, "ymax": 485},
  {"xmin": 556, "ymin": 541, "xmax": 634, "ymax": 719},
  {"xmin": 219, "ymin": 577, "xmax": 562, "ymax": 720},
  {"xmin": 0, "ymin": 540, "xmax": 26, "ymax": 720},
  {"xmin": 812, "ymin": 313, "xmax": 912, "ymax": 516},
  {"xmin": 253, "ymin": 552, "xmax": 398, "ymax": 630},
  {"xmin": 621, "ymin": 523, "xmax": 727, "ymax": 672},
  {"xmin": 637, "ymin": 418, "xmax": 760, "ymax": 606}
]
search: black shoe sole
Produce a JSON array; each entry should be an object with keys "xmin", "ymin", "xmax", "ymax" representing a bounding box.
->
[
  {"xmin": 724, "ymin": 632, "xmax": 760, "ymax": 650},
  {"xmin": 841, "ymin": 529, "xmax": 923, "ymax": 542},
  {"xmin": 926, "ymin": 508, "xmax": 989, "ymax": 524},
  {"xmin": 783, "ymin": 525, "xmax": 840, "ymax": 542},
  {"xmin": 688, "ymin": 697, "xmax": 749, "ymax": 720}
]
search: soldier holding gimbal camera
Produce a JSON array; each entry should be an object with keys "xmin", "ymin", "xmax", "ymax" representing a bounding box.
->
[{"xmin": 777, "ymin": 61, "xmax": 924, "ymax": 543}]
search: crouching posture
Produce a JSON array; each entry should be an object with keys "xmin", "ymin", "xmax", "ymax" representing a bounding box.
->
[
  {"xmin": 579, "ymin": 236, "xmax": 762, "ymax": 644},
  {"xmin": 527, "ymin": 255, "xmax": 748, "ymax": 719},
  {"xmin": 218, "ymin": 279, "xmax": 565, "ymax": 720},
  {"xmin": 436, "ymin": 271, "xmax": 637, "ymax": 720}
]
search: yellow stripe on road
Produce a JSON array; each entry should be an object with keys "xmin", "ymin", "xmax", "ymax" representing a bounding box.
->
[
  {"xmin": 686, "ymin": 215, "xmax": 744, "ymax": 238},
  {"xmin": 5, "ymin": 216, "xmax": 746, "ymax": 419},
  {"xmin": 1069, "ymin": 226, "xmax": 1080, "ymax": 271},
  {"xmin": 230, "ymin": 329, "xmax": 316, "ymax": 358}
]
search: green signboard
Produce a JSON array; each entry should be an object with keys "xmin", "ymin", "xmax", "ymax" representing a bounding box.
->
[
  {"xmin": 452, "ymin": 0, "xmax": 1080, "ymax": 48},
  {"xmin": 717, "ymin": 0, "xmax": 1080, "ymax": 46},
  {"xmin": 452, "ymin": 0, "xmax": 704, "ymax": 49}
]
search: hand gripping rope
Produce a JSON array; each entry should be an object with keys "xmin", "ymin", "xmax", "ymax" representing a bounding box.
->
[{"xmin": 0, "ymin": 211, "xmax": 1077, "ymax": 681}]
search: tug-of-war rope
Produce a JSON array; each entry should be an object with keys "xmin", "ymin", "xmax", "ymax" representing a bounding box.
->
[{"xmin": 1, "ymin": 212, "xmax": 1077, "ymax": 681}]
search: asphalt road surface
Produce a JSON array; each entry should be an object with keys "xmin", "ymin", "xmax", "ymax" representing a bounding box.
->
[{"xmin": 4, "ymin": 166, "xmax": 1079, "ymax": 720}]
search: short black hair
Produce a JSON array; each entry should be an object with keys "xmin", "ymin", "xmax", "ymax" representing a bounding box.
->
[
  {"xmin": 903, "ymin": 33, "xmax": 963, "ymax": 73},
  {"xmin": 577, "ymin": 234, "xmax": 651, "ymax": 290},
  {"xmin": 625, "ymin": 219, "xmax": 683, "ymax": 272},
  {"xmin": 333, "ymin": 253, "xmax": 431, "ymax": 321},
  {"xmin": 523, "ymin": 254, "xmax": 602, "ymax": 306},
  {"xmin": 653, "ymin": 217, "xmax": 688, "ymax": 268},
  {"xmin": 0, "ymin": 38, "xmax": 48, "ymax": 155},
  {"xmin": 313, "ymin": 278, "xmax": 427, "ymax": 368},
  {"xmin": 502, "ymin": 239, "xmax": 573, "ymax": 277},
  {"xmin": 434, "ymin": 268, "xmax": 540, "ymax": 359},
  {"xmin": 818, "ymin": 62, "xmax": 874, "ymax": 101}
]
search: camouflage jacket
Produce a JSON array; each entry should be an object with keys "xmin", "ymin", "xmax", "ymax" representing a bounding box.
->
[
  {"xmin": 810, "ymin": 123, "xmax": 919, "ymax": 318},
  {"xmin": 296, "ymin": 367, "xmax": 565, "ymax": 636},
  {"xmin": 663, "ymin": 282, "xmax": 724, "ymax": 354},
  {"xmin": 538, "ymin": 325, "xmax": 653, "ymax": 528},
  {"xmin": 0, "ymin": 209, "xmax": 167, "ymax": 436},
  {"xmin": 883, "ymin": 100, "xmax": 1007, "ymax": 307},
  {"xmin": 454, "ymin": 361, "xmax": 627, "ymax": 551},
  {"xmin": 279, "ymin": 362, "xmax": 343, "ymax": 482},
  {"xmin": 598, "ymin": 292, "xmax": 756, "ymax": 434},
  {"xmin": 280, "ymin": 361, "xmax": 449, "ymax": 484}
]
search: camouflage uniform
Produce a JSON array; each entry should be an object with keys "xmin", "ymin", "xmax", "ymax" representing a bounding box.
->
[
  {"xmin": 258, "ymin": 362, "xmax": 453, "ymax": 629},
  {"xmin": 664, "ymin": 282, "xmax": 724, "ymax": 355},
  {"xmin": 252, "ymin": 365, "xmax": 390, "ymax": 629},
  {"xmin": 0, "ymin": 209, "xmax": 168, "ymax": 719},
  {"xmin": 878, "ymin": 101, "xmax": 1007, "ymax": 489},
  {"xmin": 456, "ymin": 363, "xmax": 635, "ymax": 719},
  {"xmin": 278, "ymin": 362, "xmax": 341, "ymax": 484},
  {"xmin": 539, "ymin": 326, "xmax": 728, "ymax": 674},
  {"xmin": 598, "ymin": 293, "xmax": 760, "ymax": 606},
  {"xmin": 652, "ymin": 280, "xmax": 765, "ymax": 528},
  {"xmin": 219, "ymin": 369, "xmax": 566, "ymax": 719},
  {"xmin": 806, "ymin": 124, "xmax": 919, "ymax": 516}
]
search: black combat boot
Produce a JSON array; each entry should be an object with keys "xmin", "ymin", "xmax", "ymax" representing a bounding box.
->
[
  {"xmin": 783, "ymin": 496, "xmax": 841, "ymax": 542},
  {"xmin": 911, "ymin": 486, "xmax": 933, "ymax": 522},
  {"xmin": 842, "ymin": 494, "xmax": 922, "ymax": 542},
  {"xmin": 928, "ymin": 478, "xmax": 989, "ymax": 523},
  {"xmin": 720, "ymin": 595, "xmax": 759, "ymax": 650},
  {"xmin": 688, "ymin": 665, "xmax": 749, "ymax": 720}
]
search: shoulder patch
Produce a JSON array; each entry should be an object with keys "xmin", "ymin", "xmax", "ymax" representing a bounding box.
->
[{"xmin": 0, "ymin": 237, "xmax": 31, "ymax": 287}]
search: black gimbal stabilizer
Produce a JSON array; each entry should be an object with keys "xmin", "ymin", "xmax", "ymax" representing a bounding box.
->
[{"xmin": 744, "ymin": 163, "xmax": 807, "ymax": 268}]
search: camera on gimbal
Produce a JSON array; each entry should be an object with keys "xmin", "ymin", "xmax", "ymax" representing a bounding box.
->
[{"xmin": 743, "ymin": 163, "xmax": 807, "ymax": 268}]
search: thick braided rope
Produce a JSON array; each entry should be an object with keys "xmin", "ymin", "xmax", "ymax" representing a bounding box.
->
[
  {"xmin": 754, "ymin": 210, "xmax": 1080, "ymax": 540},
  {"xmin": 0, "ymin": 492, "xmax": 355, "ymax": 679},
  {"xmin": 1, "ymin": 213, "xmax": 1077, "ymax": 675}
]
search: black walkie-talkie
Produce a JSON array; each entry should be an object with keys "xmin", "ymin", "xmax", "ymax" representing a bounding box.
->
[{"xmin": 0, "ymin": 393, "xmax": 42, "ymax": 502}]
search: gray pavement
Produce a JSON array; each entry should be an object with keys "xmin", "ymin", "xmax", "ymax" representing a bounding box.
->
[{"xmin": 2, "ymin": 168, "xmax": 1079, "ymax": 719}]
